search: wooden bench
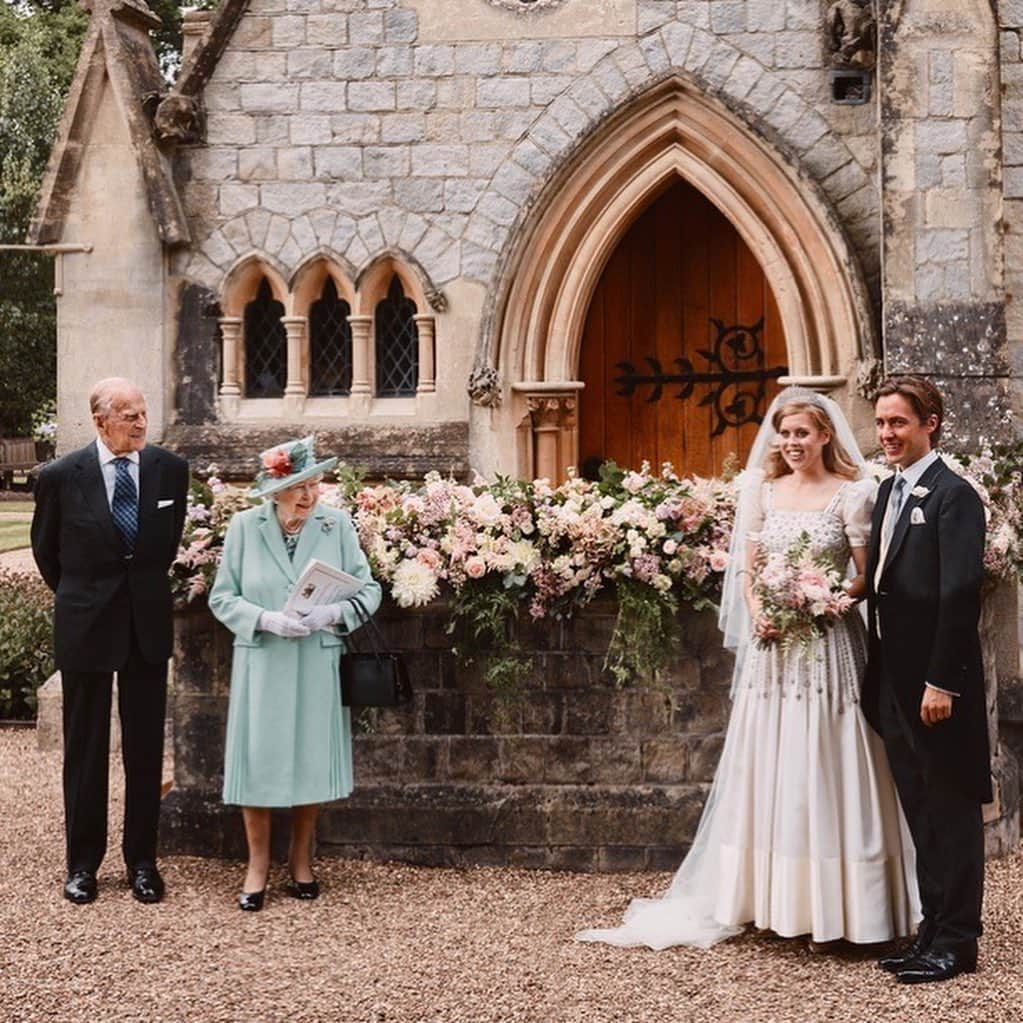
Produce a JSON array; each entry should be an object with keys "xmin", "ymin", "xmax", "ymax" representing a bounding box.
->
[{"xmin": 0, "ymin": 437, "xmax": 39, "ymax": 491}]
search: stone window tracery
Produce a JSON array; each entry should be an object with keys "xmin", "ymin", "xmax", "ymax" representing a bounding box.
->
[
  {"xmin": 374, "ymin": 274, "xmax": 419, "ymax": 398},
  {"xmin": 243, "ymin": 277, "xmax": 286, "ymax": 399},
  {"xmin": 309, "ymin": 277, "xmax": 353, "ymax": 397}
]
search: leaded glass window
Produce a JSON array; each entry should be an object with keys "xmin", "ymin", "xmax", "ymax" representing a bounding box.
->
[
  {"xmin": 243, "ymin": 277, "xmax": 286, "ymax": 398},
  {"xmin": 309, "ymin": 278, "xmax": 352, "ymax": 396},
  {"xmin": 375, "ymin": 275, "xmax": 418, "ymax": 397}
]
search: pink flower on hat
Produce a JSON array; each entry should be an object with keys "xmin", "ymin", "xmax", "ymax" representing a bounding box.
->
[{"xmin": 262, "ymin": 448, "xmax": 292, "ymax": 478}]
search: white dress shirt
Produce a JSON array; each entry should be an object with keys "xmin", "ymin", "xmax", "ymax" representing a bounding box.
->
[{"xmin": 96, "ymin": 437, "xmax": 140, "ymax": 510}]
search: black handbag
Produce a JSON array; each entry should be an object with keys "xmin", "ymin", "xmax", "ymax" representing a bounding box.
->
[{"xmin": 339, "ymin": 596, "xmax": 412, "ymax": 707}]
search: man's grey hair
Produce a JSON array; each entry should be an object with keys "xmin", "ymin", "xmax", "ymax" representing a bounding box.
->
[{"xmin": 89, "ymin": 378, "xmax": 143, "ymax": 419}]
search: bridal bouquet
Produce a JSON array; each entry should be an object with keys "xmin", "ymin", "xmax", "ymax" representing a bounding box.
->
[{"xmin": 751, "ymin": 532, "xmax": 855, "ymax": 649}]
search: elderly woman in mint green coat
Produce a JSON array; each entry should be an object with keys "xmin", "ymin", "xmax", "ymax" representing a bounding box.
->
[{"xmin": 209, "ymin": 437, "xmax": 381, "ymax": 911}]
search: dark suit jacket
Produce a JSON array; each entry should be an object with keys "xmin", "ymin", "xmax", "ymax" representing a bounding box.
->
[
  {"xmin": 31, "ymin": 442, "xmax": 189, "ymax": 671},
  {"xmin": 863, "ymin": 457, "xmax": 991, "ymax": 803}
]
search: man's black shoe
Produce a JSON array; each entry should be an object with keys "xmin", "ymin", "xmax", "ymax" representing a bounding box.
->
[
  {"xmin": 64, "ymin": 870, "xmax": 98, "ymax": 904},
  {"xmin": 128, "ymin": 865, "xmax": 165, "ymax": 904},
  {"xmin": 878, "ymin": 923, "xmax": 935, "ymax": 973},
  {"xmin": 896, "ymin": 946, "xmax": 978, "ymax": 984}
]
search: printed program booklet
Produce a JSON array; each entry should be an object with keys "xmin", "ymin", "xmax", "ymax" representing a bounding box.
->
[{"xmin": 285, "ymin": 558, "xmax": 365, "ymax": 614}]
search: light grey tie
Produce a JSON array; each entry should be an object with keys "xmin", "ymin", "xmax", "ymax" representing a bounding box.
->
[{"xmin": 883, "ymin": 475, "xmax": 907, "ymax": 547}]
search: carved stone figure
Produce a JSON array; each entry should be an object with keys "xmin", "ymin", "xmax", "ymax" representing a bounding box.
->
[
  {"xmin": 153, "ymin": 94, "xmax": 205, "ymax": 145},
  {"xmin": 827, "ymin": 0, "xmax": 876, "ymax": 70}
]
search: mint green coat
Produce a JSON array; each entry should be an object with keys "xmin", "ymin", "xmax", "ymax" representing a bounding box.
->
[{"xmin": 209, "ymin": 500, "xmax": 382, "ymax": 808}]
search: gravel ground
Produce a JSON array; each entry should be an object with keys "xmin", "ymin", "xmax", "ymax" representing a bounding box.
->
[
  {"xmin": 0, "ymin": 547, "xmax": 37, "ymax": 574},
  {"xmin": 2, "ymin": 729, "xmax": 1022, "ymax": 1023}
]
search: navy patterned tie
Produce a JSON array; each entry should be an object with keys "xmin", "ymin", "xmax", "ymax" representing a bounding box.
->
[
  {"xmin": 883, "ymin": 475, "xmax": 907, "ymax": 547},
  {"xmin": 111, "ymin": 457, "xmax": 138, "ymax": 551}
]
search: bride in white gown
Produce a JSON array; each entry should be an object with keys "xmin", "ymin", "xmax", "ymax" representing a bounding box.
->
[{"xmin": 577, "ymin": 388, "xmax": 919, "ymax": 950}]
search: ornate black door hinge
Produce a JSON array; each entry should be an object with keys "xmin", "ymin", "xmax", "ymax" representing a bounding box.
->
[{"xmin": 613, "ymin": 317, "xmax": 787, "ymax": 435}]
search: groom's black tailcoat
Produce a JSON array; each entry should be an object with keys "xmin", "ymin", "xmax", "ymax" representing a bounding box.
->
[
  {"xmin": 863, "ymin": 458, "xmax": 991, "ymax": 804},
  {"xmin": 864, "ymin": 455, "xmax": 990, "ymax": 952},
  {"xmin": 31, "ymin": 442, "xmax": 189, "ymax": 872}
]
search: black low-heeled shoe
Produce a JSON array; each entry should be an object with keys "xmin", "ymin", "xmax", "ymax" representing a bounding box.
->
[
  {"xmin": 284, "ymin": 877, "xmax": 320, "ymax": 901},
  {"xmin": 238, "ymin": 888, "xmax": 266, "ymax": 911}
]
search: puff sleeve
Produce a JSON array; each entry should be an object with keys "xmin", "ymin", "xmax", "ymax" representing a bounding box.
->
[
  {"xmin": 841, "ymin": 476, "xmax": 877, "ymax": 548},
  {"xmin": 744, "ymin": 481, "xmax": 767, "ymax": 543}
]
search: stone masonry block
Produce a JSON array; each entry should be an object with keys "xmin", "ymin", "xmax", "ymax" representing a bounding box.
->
[
  {"xmin": 774, "ymin": 30, "xmax": 822, "ymax": 70},
  {"xmin": 233, "ymin": 15, "xmax": 272, "ymax": 47},
  {"xmin": 477, "ymin": 77, "xmax": 533, "ymax": 109},
  {"xmin": 348, "ymin": 10, "xmax": 384, "ymax": 45},
  {"xmin": 576, "ymin": 38, "xmax": 617, "ymax": 72},
  {"xmin": 364, "ymin": 145, "xmax": 410, "ymax": 178},
  {"xmin": 1005, "ymin": 167, "xmax": 1023, "ymax": 199},
  {"xmin": 218, "ymin": 182, "xmax": 259, "ymax": 218},
  {"xmin": 710, "ymin": 1, "xmax": 746, "ymax": 34},
  {"xmin": 443, "ymin": 178, "xmax": 487, "ymax": 213},
  {"xmin": 348, "ymin": 81, "xmax": 396, "ymax": 111},
  {"xmin": 259, "ymin": 181, "xmax": 327, "ymax": 215},
  {"xmin": 924, "ymin": 189, "xmax": 981, "ymax": 229},
  {"xmin": 381, "ymin": 112, "xmax": 425, "ymax": 143},
  {"xmin": 331, "ymin": 113, "xmax": 381, "ymax": 143},
  {"xmin": 747, "ymin": 0, "xmax": 785, "ymax": 31},
  {"xmin": 502, "ymin": 41, "xmax": 543, "ymax": 74},
  {"xmin": 591, "ymin": 57, "xmax": 630, "ymax": 102},
  {"xmin": 455, "ymin": 43, "xmax": 502, "ymax": 76},
  {"xmin": 642, "ymin": 737, "xmax": 688, "ymax": 783},
  {"xmin": 301, "ymin": 81, "xmax": 348, "ymax": 112},
  {"xmin": 384, "ymin": 7, "xmax": 418, "ymax": 44},
  {"xmin": 415, "ymin": 44, "xmax": 455, "ymax": 77},
  {"xmin": 724, "ymin": 54, "xmax": 764, "ymax": 101},
  {"xmin": 277, "ymin": 146, "xmax": 314, "ymax": 179},
  {"xmin": 264, "ymin": 213, "xmax": 291, "ymax": 254},
  {"xmin": 394, "ymin": 178, "xmax": 444, "ymax": 212},
  {"xmin": 660, "ymin": 21, "xmax": 694, "ymax": 67},
  {"xmin": 333, "ymin": 46, "xmax": 375, "ymax": 79},
  {"xmin": 305, "ymin": 13, "xmax": 347, "ymax": 47},
  {"xmin": 917, "ymin": 228, "xmax": 969, "ymax": 264},
  {"xmin": 287, "ymin": 48, "xmax": 332, "ymax": 79},
  {"xmin": 238, "ymin": 147, "xmax": 277, "ymax": 181},
  {"xmin": 290, "ymin": 114, "xmax": 332, "ymax": 144},
  {"xmin": 270, "ymin": 15, "xmax": 306, "ymax": 48},
  {"xmin": 289, "ymin": 214, "xmax": 317, "ymax": 252},
  {"xmin": 376, "ymin": 45, "xmax": 413, "ymax": 77},
  {"xmin": 636, "ymin": 0, "xmax": 674, "ymax": 35},
  {"xmin": 190, "ymin": 147, "xmax": 238, "ymax": 181},
  {"xmin": 412, "ymin": 144, "xmax": 469, "ymax": 176},
  {"xmin": 916, "ymin": 120, "xmax": 969, "ymax": 156},
  {"xmin": 240, "ymin": 83, "xmax": 299, "ymax": 113},
  {"xmin": 495, "ymin": 109, "xmax": 538, "ymax": 142},
  {"xmin": 313, "ymin": 145, "xmax": 362, "ymax": 178},
  {"xmin": 397, "ymin": 80, "xmax": 437, "ymax": 111},
  {"xmin": 586, "ymin": 738, "xmax": 643, "ymax": 785},
  {"xmin": 531, "ymin": 75, "xmax": 572, "ymax": 107},
  {"xmin": 541, "ymin": 40, "xmax": 575, "ymax": 73},
  {"xmin": 638, "ymin": 31, "xmax": 671, "ymax": 76}
]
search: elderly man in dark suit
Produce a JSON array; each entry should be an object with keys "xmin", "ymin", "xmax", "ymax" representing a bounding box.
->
[
  {"xmin": 31, "ymin": 378, "xmax": 189, "ymax": 904},
  {"xmin": 863, "ymin": 375, "xmax": 990, "ymax": 984}
]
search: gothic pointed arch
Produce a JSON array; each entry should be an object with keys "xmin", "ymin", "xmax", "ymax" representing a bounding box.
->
[{"xmin": 487, "ymin": 77, "xmax": 877, "ymax": 479}]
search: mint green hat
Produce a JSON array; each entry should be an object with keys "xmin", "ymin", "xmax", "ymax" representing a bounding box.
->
[{"xmin": 248, "ymin": 436, "xmax": 338, "ymax": 500}]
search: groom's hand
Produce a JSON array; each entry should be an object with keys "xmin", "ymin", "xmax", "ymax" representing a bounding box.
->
[{"xmin": 920, "ymin": 686, "xmax": 953, "ymax": 727}]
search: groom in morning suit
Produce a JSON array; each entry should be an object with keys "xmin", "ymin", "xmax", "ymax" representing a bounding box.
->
[
  {"xmin": 31, "ymin": 379, "xmax": 189, "ymax": 904},
  {"xmin": 863, "ymin": 375, "xmax": 990, "ymax": 984}
]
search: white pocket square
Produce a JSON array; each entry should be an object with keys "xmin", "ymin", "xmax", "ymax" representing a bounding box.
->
[
  {"xmin": 157, "ymin": 499, "xmax": 175, "ymax": 509},
  {"xmin": 910, "ymin": 507, "xmax": 926, "ymax": 525}
]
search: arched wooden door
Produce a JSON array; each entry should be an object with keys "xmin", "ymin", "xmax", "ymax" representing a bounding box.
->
[{"xmin": 578, "ymin": 179, "xmax": 788, "ymax": 478}]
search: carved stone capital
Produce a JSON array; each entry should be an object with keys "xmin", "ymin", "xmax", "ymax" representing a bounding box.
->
[{"xmin": 526, "ymin": 394, "xmax": 576, "ymax": 430}]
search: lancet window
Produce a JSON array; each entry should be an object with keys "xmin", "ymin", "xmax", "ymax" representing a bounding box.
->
[
  {"xmin": 243, "ymin": 277, "xmax": 286, "ymax": 399},
  {"xmin": 374, "ymin": 274, "xmax": 419, "ymax": 397},
  {"xmin": 309, "ymin": 277, "xmax": 353, "ymax": 397}
]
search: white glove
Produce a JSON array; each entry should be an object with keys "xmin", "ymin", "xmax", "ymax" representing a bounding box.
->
[
  {"xmin": 299, "ymin": 603, "xmax": 344, "ymax": 633},
  {"xmin": 257, "ymin": 610, "xmax": 311, "ymax": 638}
]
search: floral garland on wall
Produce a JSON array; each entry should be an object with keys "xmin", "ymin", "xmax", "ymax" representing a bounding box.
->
[{"xmin": 171, "ymin": 444, "xmax": 1023, "ymax": 693}]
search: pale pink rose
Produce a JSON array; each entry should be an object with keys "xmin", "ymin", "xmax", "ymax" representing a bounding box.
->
[
  {"xmin": 465, "ymin": 556, "xmax": 487, "ymax": 579},
  {"xmin": 709, "ymin": 549, "xmax": 729, "ymax": 572},
  {"xmin": 416, "ymin": 548, "xmax": 442, "ymax": 570}
]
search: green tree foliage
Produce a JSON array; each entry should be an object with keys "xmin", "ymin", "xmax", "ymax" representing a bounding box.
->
[{"xmin": 0, "ymin": 0, "xmax": 86, "ymax": 436}]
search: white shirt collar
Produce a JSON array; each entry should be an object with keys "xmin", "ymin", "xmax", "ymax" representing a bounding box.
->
[
  {"xmin": 896, "ymin": 448, "xmax": 939, "ymax": 492},
  {"xmin": 95, "ymin": 436, "xmax": 140, "ymax": 466}
]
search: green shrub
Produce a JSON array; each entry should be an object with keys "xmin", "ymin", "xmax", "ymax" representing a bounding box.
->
[{"xmin": 0, "ymin": 569, "xmax": 53, "ymax": 719}]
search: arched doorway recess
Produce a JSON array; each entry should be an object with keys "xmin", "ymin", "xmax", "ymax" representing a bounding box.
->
[{"xmin": 491, "ymin": 78, "xmax": 875, "ymax": 481}]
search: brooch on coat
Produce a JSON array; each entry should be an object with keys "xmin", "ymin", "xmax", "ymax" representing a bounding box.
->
[{"xmin": 320, "ymin": 517, "xmax": 336, "ymax": 534}]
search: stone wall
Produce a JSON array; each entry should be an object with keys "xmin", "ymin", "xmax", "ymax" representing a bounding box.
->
[
  {"xmin": 162, "ymin": 597, "xmax": 735, "ymax": 870},
  {"xmin": 162, "ymin": 586, "xmax": 1020, "ymax": 869}
]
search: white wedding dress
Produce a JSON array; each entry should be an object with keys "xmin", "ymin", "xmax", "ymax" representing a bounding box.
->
[{"xmin": 577, "ymin": 478, "xmax": 919, "ymax": 950}]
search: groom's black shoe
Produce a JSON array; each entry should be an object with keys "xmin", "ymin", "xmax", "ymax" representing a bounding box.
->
[
  {"xmin": 896, "ymin": 945, "xmax": 977, "ymax": 984},
  {"xmin": 878, "ymin": 923, "xmax": 935, "ymax": 973}
]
